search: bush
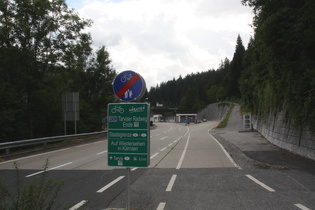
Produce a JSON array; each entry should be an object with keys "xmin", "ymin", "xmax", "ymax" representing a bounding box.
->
[{"xmin": 0, "ymin": 160, "xmax": 63, "ymax": 210}]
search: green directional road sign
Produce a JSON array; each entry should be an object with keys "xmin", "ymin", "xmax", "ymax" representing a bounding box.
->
[{"xmin": 107, "ymin": 103, "xmax": 150, "ymax": 167}]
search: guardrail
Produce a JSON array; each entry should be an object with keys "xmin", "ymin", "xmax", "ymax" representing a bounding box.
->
[{"xmin": 0, "ymin": 131, "xmax": 107, "ymax": 155}]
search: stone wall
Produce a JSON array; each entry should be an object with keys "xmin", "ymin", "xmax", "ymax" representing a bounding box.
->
[{"xmin": 252, "ymin": 111, "xmax": 315, "ymax": 161}]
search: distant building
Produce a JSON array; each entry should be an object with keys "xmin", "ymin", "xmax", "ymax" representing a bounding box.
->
[
  {"xmin": 152, "ymin": 114, "xmax": 163, "ymax": 122},
  {"xmin": 150, "ymin": 105, "xmax": 196, "ymax": 123},
  {"xmin": 176, "ymin": 114, "xmax": 197, "ymax": 123}
]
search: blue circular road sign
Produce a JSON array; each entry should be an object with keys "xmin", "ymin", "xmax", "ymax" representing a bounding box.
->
[{"xmin": 113, "ymin": 70, "xmax": 146, "ymax": 102}]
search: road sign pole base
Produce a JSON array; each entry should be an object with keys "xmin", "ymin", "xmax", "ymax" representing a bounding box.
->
[{"xmin": 127, "ymin": 167, "xmax": 131, "ymax": 210}]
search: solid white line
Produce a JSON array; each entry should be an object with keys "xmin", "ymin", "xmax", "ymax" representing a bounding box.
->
[
  {"xmin": 208, "ymin": 131, "xmax": 241, "ymax": 169},
  {"xmin": 161, "ymin": 147, "xmax": 167, "ymax": 152},
  {"xmin": 97, "ymin": 176, "xmax": 125, "ymax": 193},
  {"xmin": 69, "ymin": 200, "xmax": 88, "ymax": 210},
  {"xmin": 156, "ymin": 202, "xmax": 166, "ymax": 210},
  {"xmin": 176, "ymin": 132, "xmax": 191, "ymax": 169},
  {"xmin": 294, "ymin": 204, "xmax": 311, "ymax": 210},
  {"xmin": 166, "ymin": 175, "xmax": 177, "ymax": 191},
  {"xmin": 97, "ymin": 150, "xmax": 107, "ymax": 155},
  {"xmin": 246, "ymin": 175, "xmax": 275, "ymax": 192},
  {"xmin": 150, "ymin": 153, "xmax": 159, "ymax": 159},
  {"xmin": 26, "ymin": 162, "xmax": 73, "ymax": 178}
]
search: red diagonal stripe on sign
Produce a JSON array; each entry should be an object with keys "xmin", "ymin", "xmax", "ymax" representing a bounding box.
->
[{"xmin": 116, "ymin": 73, "xmax": 141, "ymax": 98}]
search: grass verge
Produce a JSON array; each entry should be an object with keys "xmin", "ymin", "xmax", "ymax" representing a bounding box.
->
[{"xmin": 217, "ymin": 103, "xmax": 234, "ymax": 128}]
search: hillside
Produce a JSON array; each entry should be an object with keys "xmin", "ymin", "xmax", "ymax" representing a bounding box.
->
[{"xmin": 149, "ymin": 0, "xmax": 315, "ymax": 133}]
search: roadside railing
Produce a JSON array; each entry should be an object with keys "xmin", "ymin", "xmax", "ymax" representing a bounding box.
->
[{"xmin": 0, "ymin": 131, "xmax": 107, "ymax": 155}]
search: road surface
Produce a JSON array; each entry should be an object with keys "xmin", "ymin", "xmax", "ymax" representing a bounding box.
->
[{"xmin": 0, "ymin": 121, "xmax": 314, "ymax": 209}]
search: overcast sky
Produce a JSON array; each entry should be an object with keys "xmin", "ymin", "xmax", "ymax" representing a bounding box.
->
[{"xmin": 66, "ymin": 0, "xmax": 254, "ymax": 89}]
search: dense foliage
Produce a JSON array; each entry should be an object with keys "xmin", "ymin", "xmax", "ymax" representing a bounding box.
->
[
  {"xmin": 0, "ymin": 0, "xmax": 116, "ymax": 142},
  {"xmin": 1, "ymin": 0, "xmax": 314, "ymax": 141},
  {"xmin": 241, "ymin": 0, "xmax": 315, "ymax": 130},
  {"xmin": 148, "ymin": 35, "xmax": 245, "ymax": 111},
  {"xmin": 150, "ymin": 0, "xmax": 315, "ymax": 131}
]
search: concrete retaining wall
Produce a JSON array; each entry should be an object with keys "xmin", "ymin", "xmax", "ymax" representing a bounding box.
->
[
  {"xmin": 252, "ymin": 111, "xmax": 315, "ymax": 161},
  {"xmin": 197, "ymin": 103, "xmax": 230, "ymax": 121}
]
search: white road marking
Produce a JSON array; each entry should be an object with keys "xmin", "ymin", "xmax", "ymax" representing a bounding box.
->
[
  {"xmin": 176, "ymin": 132, "xmax": 191, "ymax": 169},
  {"xmin": 150, "ymin": 153, "xmax": 159, "ymax": 159},
  {"xmin": 156, "ymin": 202, "xmax": 166, "ymax": 210},
  {"xmin": 131, "ymin": 167, "xmax": 138, "ymax": 171},
  {"xmin": 97, "ymin": 176, "xmax": 125, "ymax": 193},
  {"xmin": 0, "ymin": 148, "xmax": 70, "ymax": 165},
  {"xmin": 75, "ymin": 143, "xmax": 91, "ymax": 148},
  {"xmin": 294, "ymin": 204, "xmax": 311, "ymax": 210},
  {"xmin": 160, "ymin": 136, "xmax": 168, "ymax": 140},
  {"xmin": 161, "ymin": 147, "xmax": 167, "ymax": 152},
  {"xmin": 69, "ymin": 200, "xmax": 88, "ymax": 210},
  {"xmin": 209, "ymin": 131, "xmax": 241, "ymax": 169},
  {"xmin": 97, "ymin": 150, "xmax": 107, "ymax": 155},
  {"xmin": 246, "ymin": 174, "xmax": 275, "ymax": 192},
  {"xmin": 166, "ymin": 175, "xmax": 177, "ymax": 191},
  {"xmin": 92, "ymin": 141, "xmax": 104, "ymax": 144},
  {"xmin": 26, "ymin": 162, "xmax": 73, "ymax": 178},
  {"xmin": 168, "ymin": 143, "xmax": 173, "ymax": 147}
]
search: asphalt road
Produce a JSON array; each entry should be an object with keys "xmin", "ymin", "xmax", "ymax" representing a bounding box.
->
[{"xmin": 0, "ymin": 121, "xmax": 314, "ymax": 210}]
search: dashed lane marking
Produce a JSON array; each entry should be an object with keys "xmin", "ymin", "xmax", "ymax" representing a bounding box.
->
[
  {"xmin": 160, "ymin": 136, "xmax": 168, "ymax": 140},
  {"xmin": 294, "ymin": 204, "xmax": 311, "ymax": 210},
  {"xmin": 161, "ymin": 147, "xmax": 167, "ymax": 152},
  {"xmin": 166, "ymin": 174, "xmax": 177, "ymax": 192},
  {"xmin": 97, "ymin": 150, "xmax": 107, "ymax": 155},
  {"xmin": 246, "ymin": 174, "xmax": 275, "ymax": 192},
  {"xmin": 156, "ymin": 202, "xmax": 166, "ymax": 210},
  {"xmin": 26, "ymin": 162, "xmax": 73, "ymax": 178},
  {"xmin": 96, "ymin": 176, "xmax": 125, "ymax": 193},
  {"xmin": 150, "ymin": 153, "xmax": 159, "ymax": 159},
  {"xmin": 69, "ymin": 200, "xmax": 87, "ymax": 210}
]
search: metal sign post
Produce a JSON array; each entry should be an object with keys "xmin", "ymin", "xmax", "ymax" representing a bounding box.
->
[{"xmin": 108, "ymin": 70, "xmax": 149, "ymax": 210}]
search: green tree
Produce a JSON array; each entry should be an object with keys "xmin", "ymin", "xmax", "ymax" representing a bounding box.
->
[
  {"xmin": 78, "ymin": 46, "xmax": 116, "ymax": 132},
  {"xmin": 241, "ymin": 0, "xmax": 315, "ymax": 130},
  {"xmin": 224, "ymin": 35, "xmax": 245, "ymax": 98},
  {"xmin": 0, "ymin": 0, "xmax": 93, "ymax": 140}
]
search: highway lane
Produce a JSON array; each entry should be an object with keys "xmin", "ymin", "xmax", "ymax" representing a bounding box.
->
[
  {"xmin": 107, "ymin": 122, "xmax": 315, "ymax": 210},
  {"xmin": 0, "ymin": 122, "xmax": 314, "ymax": 209},
  {"xmin": 0, "ymin": 122, "xmax": 187, "ymax": 171},
  {"xmin": 0, "ymin": 122, "xmax": 190, "ymax": 209}
]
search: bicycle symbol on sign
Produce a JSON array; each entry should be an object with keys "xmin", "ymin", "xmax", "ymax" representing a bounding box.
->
[
  {"xmin": 120, "ymin": 73, "xmax": 133, "ymax": 83},
  {"xmin": 111, "ymin": 105, "xmax": 124, "ymax": 114}
]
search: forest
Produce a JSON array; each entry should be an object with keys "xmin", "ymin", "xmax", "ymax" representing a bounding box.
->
[
  {"xmin": 1, "ymin": 0, "xmax": 314, "ymax": 142},
  {"xmin": 149, "ymin": 0, "xmax": 315, "ymax": 133},
  {"xmin": 0, "ymin": 0, "xmax": 116, "ymax": 142}
]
